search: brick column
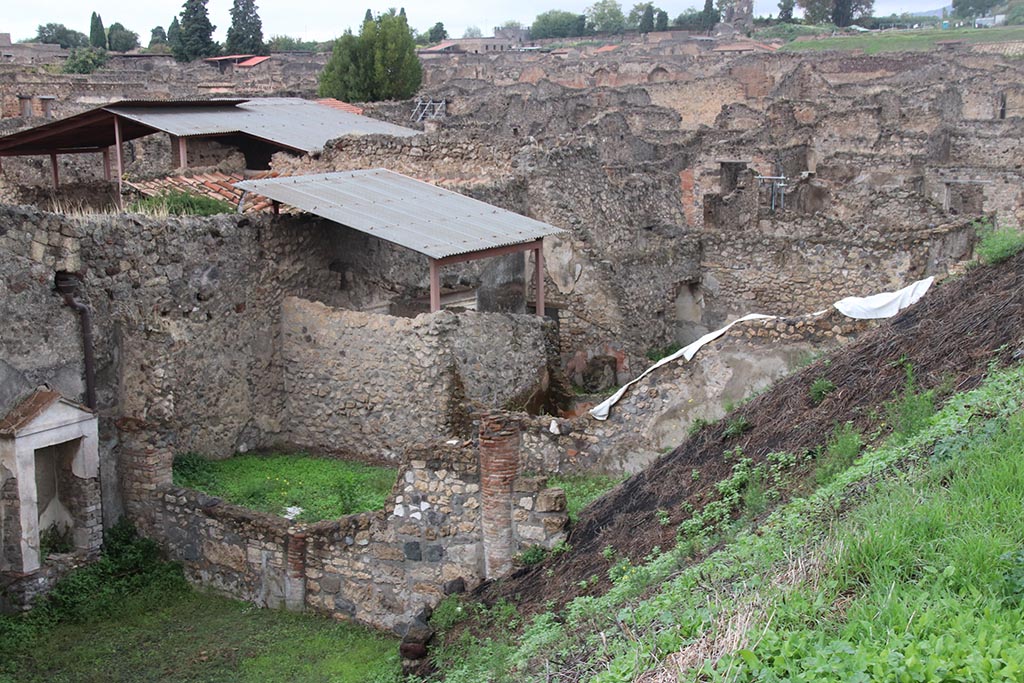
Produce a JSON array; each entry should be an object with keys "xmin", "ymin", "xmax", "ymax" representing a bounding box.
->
[
  {"xmin": 479, "ymin": 412, "xmax": 520, "ymax": 579},
  {"xmin": 117, "ymin": 420, "xmax": 173, "ymax": 533},
  {"xmin": 285, "ymin": 530, "xmax": 307, "ymax": 611}
]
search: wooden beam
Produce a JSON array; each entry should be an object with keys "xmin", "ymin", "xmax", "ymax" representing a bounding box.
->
[
  {"xmin": 113, "ymin": 117, "xmax": 124, "ymax": 210},
  {"xmin": 272, "ymin": 200, "xmax": 280, "ymax": 216},
  {"xmin": 432, "ymin": 239, "xmax": 545, "ymax": 267},
  {"xmin": 429, "ymin": 259, "xmax": 441, "ymax": 313},
  {"xmin": 102, "ymin": 147, "xmax": 111, "ymax": 181},
  {"xmin": 533, "ymin": 246, "xmax": 545, "ymax": 318},
  {"xmin": 49, "ymin": 153, "xmax": 59, "ymax": 188},
  {"xmin": 178, "ymin": 136, "xmax": 188, "ymax": 169}
]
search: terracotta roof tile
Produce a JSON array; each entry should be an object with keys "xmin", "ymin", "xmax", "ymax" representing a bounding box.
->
[{"xmin": 0, "ymin": 389, "xmax": 92, "ymax": 436}]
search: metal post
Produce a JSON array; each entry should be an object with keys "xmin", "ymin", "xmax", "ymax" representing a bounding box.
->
[
  {"xmin": 533, "ymin": 246, "xmax": 545, "ymax": 318},
  {"xmin": 429, "ymin": 259, "xmax": 441, "ymax": 313},
  {"xmin": 50, "ymin": 153, "xmax": 59, "ymax": 188},
  {"xmin": 113, "ymin": 117, "xmax": 124, "ymax": 209}
]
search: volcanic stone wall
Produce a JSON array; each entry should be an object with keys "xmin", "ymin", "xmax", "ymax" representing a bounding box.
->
[{"xmin": 280, "ymin": 297, "xmax": 552, "ymax": 461}]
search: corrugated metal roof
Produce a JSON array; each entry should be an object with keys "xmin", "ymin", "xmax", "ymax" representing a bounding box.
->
[
  {"xmin": 235, "ymin": 169, "xmax": 565, "ymax": 259},
  {"xmin": 104, "ymin": 98, "xmax": 417, "ymax": 153}
]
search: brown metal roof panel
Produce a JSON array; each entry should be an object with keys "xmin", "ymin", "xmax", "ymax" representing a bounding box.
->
[{"xmin": 235, "ymin": 169, "xmax": 564, "ymax": 259}]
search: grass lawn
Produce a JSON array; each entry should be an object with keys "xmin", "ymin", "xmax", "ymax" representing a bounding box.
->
[
  {"xmin": 781, "ymin": 25, "xmax": 1024, "ymax": 53},
  {"xmin": 173, "ymin": 453, "xmax": 397, "ymax": 522},
  {"xmin": 1, "ymin": 588, "xmax": 400, "ymax": 683}
]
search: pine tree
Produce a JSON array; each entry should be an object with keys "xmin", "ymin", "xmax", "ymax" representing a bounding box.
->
[
  {"xmin": 177, "ymin": 0, "xmax": 219, "ymax": 61},
  {"xmin": 90, "ymin": 12, "xmax": 107, "ymax": 49},
  {"xmin": 318, "ymin": 9, "xmax": 421, "ymax": 102},
  {"xmin": 226, "ymin": 0, "xmax": 266, "ymax": 54},
  {"xmin": 364, "ymin": 9, "xmax": 374, "ymax": 24}
]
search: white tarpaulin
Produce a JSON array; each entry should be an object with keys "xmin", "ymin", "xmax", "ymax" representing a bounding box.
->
[
  {"xmin": 589, "ymin": 277, "xmax": 935, "ymax": 421},
  {"xmin": 832, "ymin": 277, "xmax": 934, "ymax": 319}
]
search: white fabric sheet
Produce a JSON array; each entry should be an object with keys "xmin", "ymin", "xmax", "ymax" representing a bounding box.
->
[
  {"xmin": 832, "ymin": 277, "xmax": 934, "ymax": 319},
  {"xmin": 588, "ymin": 277, "xmax": 934, "ymax": 421}
]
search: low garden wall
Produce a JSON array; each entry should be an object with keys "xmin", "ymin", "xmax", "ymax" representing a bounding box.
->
[{"xmin": 143, "ymin": 414, "xmax": 569, "ymax": 634}]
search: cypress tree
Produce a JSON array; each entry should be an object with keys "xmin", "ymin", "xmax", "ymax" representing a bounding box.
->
[
  {"xmin": 177, "ymin": 0, "xmax": 219, "ymax": 61},
  {"xmin": 639, "ymin": 5, "xmax": 655, "ymax": 32},
  {"xmin": 90, "ymin": 12, "xmax": 107, "ymax": 49},
  {"xmin": 655, "ymin": 9, "xmax": 669, "ymax": 30},
  {"xmin": 226, "ymin": 0, "xmax": 266, "ymax": 55},
  {"xmin": 168, "ymin": 16, "xmax": 185, "ymax": 60}
]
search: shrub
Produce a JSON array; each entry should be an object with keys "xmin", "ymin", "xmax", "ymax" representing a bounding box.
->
[
  {"xmin": 809, "ymin": 377, "xmax": 836, "ymax": 405},
  {"xmin": 61, "ymin": 47, "xmax": 109, "ymax": 73},
  {"xmin": 549, "ymin": 474, "xmax": 622, "ymax": 521},
  {"xmin": 687, "ymin": 417, "xmax": 711, "ymax": 437},
  {"xmin": 976, "ymin": 221, "xmax": 1024, "ymax": 265},
  {"xmin": 129, "ymin": 190, "xmax": 234, "ymax": 217}
]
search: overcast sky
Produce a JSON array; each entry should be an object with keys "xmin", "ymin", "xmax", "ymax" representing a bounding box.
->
[{"xmin": 8, "ymin": 0, "xmax": 946, "ymax": 45}]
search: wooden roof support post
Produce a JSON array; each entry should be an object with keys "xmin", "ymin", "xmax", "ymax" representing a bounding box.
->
[
  {"xmin": 178, "ymin": 136, "xmax": 188, "ymax": 170},
  {"xmin": 113, "ymin": 116, "xmax": 124, "ymax": 209},
  {"xmin": 429, "ymin": 259, "xmax": 442, "ymax": 313},
  {"xmin": 49, "ymin": 153, "xmax": 59, "ymax": 188},
  {"xmin": 102, "ymin": 147, "xmax": 111, "ymax": 181},
  {"xmin": 533, "ymin": 244, "xmax": 545, "ymax": 318}
]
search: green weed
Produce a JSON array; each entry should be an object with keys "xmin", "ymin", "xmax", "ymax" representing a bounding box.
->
[
  {"xmin": 129, "ymin": 190, "xmax": 234, "ymax": 217},
  {"xmin": 976, "ymin": 221, "xmax": 1024, "ymax": 265},
  {"xmin": 723, "ymin": 415, "xmax": 751, "ymax": 439},
  {"xmin": 549, "ymin": 473, "xmax": 623, "ymax": 522},
  {"xmin": 815, "ymin": 421, "xmax": 863, "ymax": 485},
  {"xmin": 809, "ymin": 377, "xmax": 836, "ymax": 405}
]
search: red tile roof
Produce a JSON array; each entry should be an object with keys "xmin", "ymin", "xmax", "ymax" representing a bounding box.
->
[
  {"xmin": 127, "ymin": 172, "xmax": 282, "ymax": 213},
  {"xmin": 238, "ymin": 56, "xmax": 271, "ymax": 67},
  {"xmin": 316, "ymin": 98, "xmax": 364, "ymax": 115},
  {"xmin": 0, "ymin": 389, "xmax": 92, "ymax": 436}
]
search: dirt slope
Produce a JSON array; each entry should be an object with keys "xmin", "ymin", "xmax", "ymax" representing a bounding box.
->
[{"xmin": 477, "ymin": 252, "xmax": 1024, "ymax": 614}]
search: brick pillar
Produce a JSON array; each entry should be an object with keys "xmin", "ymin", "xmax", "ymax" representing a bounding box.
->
[
  {"xmin": 284, "ymin": 530, "xmax": 307, "ymax": 611},
  {"xmin": 117, "ymin": 421, "xmax": 172, "ymax": 533},
  {"xmin": 479, "ymin": 412, "xmax": 520, "ymax": 579}
]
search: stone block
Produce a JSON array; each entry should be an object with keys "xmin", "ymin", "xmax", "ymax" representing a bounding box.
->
[
  {"xmin": 534, "ymin": 488, "xmax": 566, "ymax": 513},
  {"xmin": 403, "ymin": 541, "xmax": 422, "ymax": 561}
]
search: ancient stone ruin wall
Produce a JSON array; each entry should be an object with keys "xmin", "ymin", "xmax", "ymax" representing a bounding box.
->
[
  {"xmin": 144, "ymin": 434, "xmax": 568, "ymax": 633},
  {"xmin": 517, "ymin": 309, "xmax": 877, "ymax": 476},
  {"xmin": 280, "ymin": 298, "xmax": 552, "ymax": 461}
]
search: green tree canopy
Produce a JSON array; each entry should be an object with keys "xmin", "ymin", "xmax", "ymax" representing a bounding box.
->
[
  {"xmin": 318, "ymin": 9, "xmax": 422, "ymax": 102},
  {"xmin": 587, "ymin": 0, "xmax": 628, "ymax": 33},
  {"xmin": 952, "ymin": 0, "xmax": 999, "ymax": 17},
  {"xmin": 35, "ymin": 24, "xmax": 88, "ymax": 49},
  {"xmin": 655, "ymin": 8, "xmax": 669, "ymax": 29},
  {"xmin": 700, "ymin": 0, "xmax": 720, "ymax": 29},
  {"xmin": 427, "ymin": 22, "xmax": 448, "ymax": 43},
  {"xmin": 150, "ymin": 26, "xmax": 168, "ymax": 46},
  {"xmin": 90, "ymin": 12, "xmax": 107, "ymax": 49},
  {"xmin": 267, "ymin": 34, "xmax": 322, "ymax": 51},
  {"xmin": 226, "ymin": 0, "xmax": 266, "ymax": 54},
  {"xmin": 627, "ymin": 2, "xmax": 654, "ymax": 27},
  {"xmin": 107, "ymin": 23, "xmax": 139, "ymax": 51},
  {"xmin": 462, "ymin": 25, "xmax": 483, "ymax": 38},
  {"xmin": 531, "ymin": 9, "xmax": 588, "ymax": 38},
  {"xmin": 175, "ymin": 0, "xmax": 219, "ymax": 61},
  {"xmin": 778, "ymin": 0, "xmax": 795, "ymax": 21},
  {"xmin": 797, "ymin": 0, "xmax": 872, "ymax": 24}
]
